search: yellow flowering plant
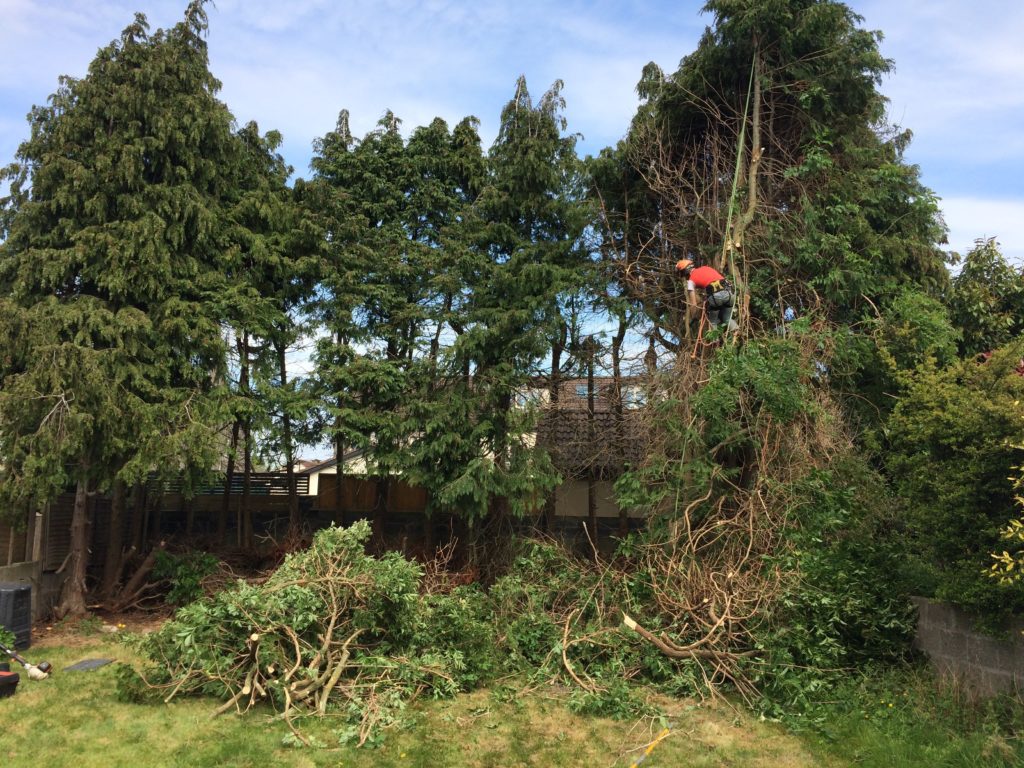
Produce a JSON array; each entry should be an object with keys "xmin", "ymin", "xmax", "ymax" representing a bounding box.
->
[{"xmin": 989, "ymin": 460, "xmax": 1024, "ymax": 585}]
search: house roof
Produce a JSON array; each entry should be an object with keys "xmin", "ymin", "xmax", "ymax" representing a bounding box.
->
[
  {"xmin": 296, "ymin": 449, "xmax": 366, "ymax": 475},
  {"xmin": 536, "ymin": 408, "xmax": 646, "ymax": 479}
]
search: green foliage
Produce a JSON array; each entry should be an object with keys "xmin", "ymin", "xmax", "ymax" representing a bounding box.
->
[
  {"xmin": 616, "ymin": 335, "xmax": 816, "ymax": 515},
  {"xmin": 0, "ymin": 1, "xmax": 236, "ymax": 514},
  {"xmin": 885, "ymin": 342, "xmax": 1024, "ymax": 625},
  {"xmin": 607, "ymin": 0, "xmax": 949, "ymax": 342},
  {"xmin": 692, "ymin": 337, "xmax": 813, "ymax": 445},
  {"xmin": 564, "ymin": 678, "xmax": 660, "ymax": 720},
  {"xmin": 988, "ymin": 464, "xmax": 1024, "ymax": 584},
  {"xmin": 307, "ymin": 95, "xmax": 578, "ymax": 525},
  {"xmin": 949, "ymin": 238, "xmax": 1024, "ymax": 356},
  {"xmin": 113, "ymin": 662, "xmax": 159, "ymax": 704},
  {"xmin": 127, "ymin": 521, "xmax": 500, "ymax": 743},
  {"xmin": 0, "ymin": 626, "xmax": 16, "ymax": 649},
  {"xmin": 489, "ymin": 539, "xmax": 702, "ymax": 708},
  {"xmin": 151, "ymin": 549, "xmax": 219, "ymax": 606},
  {"xmin": 846, "ymin": 287, "xmax": 962, "ymax": 432},
  {"xmin": 800, "ymin": 664, "xmax": 1024, "ymax": 767},
  {"xmin": 753, "ymin": 462, "xmax": 917, "ymax": 716},
  {"xmin": 414, "ymin": 587, "xmax": 500, "ymax": 689},
  {"xmin": 873, "ymin": 288, "xmax": 960, "ymax": 384}
]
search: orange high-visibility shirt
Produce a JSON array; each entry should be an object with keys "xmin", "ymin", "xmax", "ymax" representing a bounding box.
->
[{"xmin": 686, "ymin": 266, "xmax": 725, "ymax": 291}]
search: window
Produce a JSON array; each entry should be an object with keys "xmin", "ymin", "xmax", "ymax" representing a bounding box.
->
[{"xmin": 622, "ymin": 387, "xmax": 646, "ymax": 410}]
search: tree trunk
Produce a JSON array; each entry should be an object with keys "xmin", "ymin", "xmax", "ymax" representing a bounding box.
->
[
  {"xmin": 219, "ymin": 420, "xmax": 240, "ymax": 546},
  {"xmin": 334, "ymin": 331, "xmax": 345, "ymax": 523},
  {"xmin": 543, "ymin": 320, "xmax": 566, "ymax": 532},
  {"xmin": 111, "ymin": 540, "xmax": 165, "ymax": 612},
  {"xmin": 240, "ymin": 330, "xmax": 253, "ymax": 550},
  {"xmin": 334, "ymin": 437, "xmax": 344, "ymax": 523},
  {"xmin": 150, "ymin": 484, "xmax": 162, "ymax": 545},
  {"xmin": 129, "ymin": 481, "xmax": 146, "ymax": 554},
  {"xmin": 611, "ymin": 314, "xmax": 629, "ymax": 538},
  {"xmin": 586, "ymin": 346, "xmax": 598, "ymax": 559},
  {"xmin": 481, "ymin": 387, "xmax": 514, "ymax": 580},
  {"xmin": 31, "ymin": 502, "xmax": 47, "ymax": 564},
  {"xmin": 101, "ymin": 478, "xmax": 126, "ymax": 600},
  {"xmin": 242, "ymin": 422, "xmax": 253, "ymax": 549},
  {"xmin": 278, "ymin": 341, "xmax": 300, "ymax": 541},
  {"xmin": 57, "ymin": 471, "xmax": 91, "ymax": 618},
  {"xmin": 373, "ymin": 476, "xmax": 390, "ymax": 550}
]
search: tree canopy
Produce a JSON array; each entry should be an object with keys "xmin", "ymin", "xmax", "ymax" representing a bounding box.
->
[{"xmin": 1, "ymin": 0, "xmax": 1017, "ymax": 648}]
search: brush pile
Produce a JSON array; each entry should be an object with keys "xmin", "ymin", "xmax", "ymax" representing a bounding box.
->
[{"xmin": 122, "ymin": 520, "xmax": 495, "ymax": 745}]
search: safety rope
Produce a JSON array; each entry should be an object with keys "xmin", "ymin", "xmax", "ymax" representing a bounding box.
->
[{"xmin": 628, "ymin": 726, "xmax": 672, "ymax": 768}]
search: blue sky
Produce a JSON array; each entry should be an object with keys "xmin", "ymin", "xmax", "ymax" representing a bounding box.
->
[{"xmin": 2, "ymin": 0, "xmax": 1022, "ymax": 264}]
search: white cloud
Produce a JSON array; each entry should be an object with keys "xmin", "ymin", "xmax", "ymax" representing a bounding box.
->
[
  {"xmin": 939, "ymin": 196, "xmax": 1024, "ymax": 266},
  {"xmin": 3, "ymin": 1, "xmax": 1021, "ymax": 265},
  {"xmin": 859, "ymin": 0, "xmax": 1024, "ymax": 154}
]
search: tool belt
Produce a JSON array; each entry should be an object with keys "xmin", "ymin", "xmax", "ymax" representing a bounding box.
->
[{"xmin": 705, "ymin": 278, "xmax": 731, "ymax": 294}]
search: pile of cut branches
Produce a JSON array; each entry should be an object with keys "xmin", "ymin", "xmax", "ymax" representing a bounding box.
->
[{"xmin": 121, "ymin": 521, "xmax": 494, "ymax": 745}]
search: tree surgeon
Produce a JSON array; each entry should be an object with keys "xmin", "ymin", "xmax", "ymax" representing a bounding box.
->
[{"xmin": 675, "ymin": 259, "xmax": 737, "ymax": 332}]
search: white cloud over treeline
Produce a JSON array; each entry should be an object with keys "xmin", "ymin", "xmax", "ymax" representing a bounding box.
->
[{"xmin": 2, "ymin": 0, "xmax": 1021, "ymax": 265}]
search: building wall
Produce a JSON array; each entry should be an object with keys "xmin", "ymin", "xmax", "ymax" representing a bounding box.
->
[
  {"xmin": 912, "ymin": 596, "xmax": 1024, "ymax": 696},
  {"xmin": 553, "ymin": 480, "xmax": 640, "ymax": 519},
  {"xmin": 306, "ymin": 456, "xmax": 368, "ymax": 496}
]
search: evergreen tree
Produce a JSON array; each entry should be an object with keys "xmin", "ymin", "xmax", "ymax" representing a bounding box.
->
[
  {"xmin": 222, "ymin": 122, "xmax": 321, "ymax": 544},
  {"xmin": 602, "ymin": 0, "xmax": 949, "ymax": 343},
  {"xmin": 446, "ymin": 77, "xmax": 587, "ymax": 525},
  {"xmin": 393, "ymin": 117, "xmax": 488, "ymax": 524},
  {"xmin": 0, "ymin": 2, "xmax": 236, "ymax": 615},
  {"xmin": 309, "ymin": 111, "xmax": 417, "ymax": 540}
]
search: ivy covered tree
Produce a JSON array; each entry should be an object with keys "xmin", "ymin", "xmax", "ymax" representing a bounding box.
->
[
  {"xmin": 598, "ymin": 0, "xmax": 949, "ymax": 348},
  {"xmin": 0, "ymin": 2, "xmax": 236, "ymax": 615}
]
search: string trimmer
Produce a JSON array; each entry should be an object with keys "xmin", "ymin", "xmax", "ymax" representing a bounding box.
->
[{"xmin": 0, "ymin": 642, "xmax": 52, "ymax": 680}]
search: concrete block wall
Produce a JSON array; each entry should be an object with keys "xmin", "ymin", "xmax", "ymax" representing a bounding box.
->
[{"xmin": 912, "ymin": 596, "xmax": 1024, "ymax": 696}]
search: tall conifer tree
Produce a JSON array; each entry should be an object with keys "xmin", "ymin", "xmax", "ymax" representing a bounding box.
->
[
  {"xmin": 0, "ymin": 2, "xmax": 236, "ymax": 614},
  {"xmin": 448, "ymin": 77, "xmax": 586, "ymax": 525}
]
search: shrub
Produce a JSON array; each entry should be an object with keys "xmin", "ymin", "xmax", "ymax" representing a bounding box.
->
[
  {"xmin": 885, "ymin": 342, "xmax": 1024, "ymax": 626},
  {"xmin": 151, "ymin": 549, "xmax": 219, "ymax": 605}
]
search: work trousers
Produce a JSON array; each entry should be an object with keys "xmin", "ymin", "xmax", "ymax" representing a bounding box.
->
[{"xmin": 705, "ymin": 288, "xmax": 734, "ymax": 329}]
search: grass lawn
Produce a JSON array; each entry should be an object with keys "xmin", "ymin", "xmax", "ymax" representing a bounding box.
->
[
  {"xmin": 2, "ymin": 622, "xmax": 832, "ymax": 768},
  {"xmin": 5, "ymin": 621, "xmax": 1022, "ymax": 767}
]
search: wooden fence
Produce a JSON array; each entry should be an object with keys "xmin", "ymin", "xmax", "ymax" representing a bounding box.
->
[{"xmin": 314, "ymin": 475, "xmax": 428, "ymax": 518}]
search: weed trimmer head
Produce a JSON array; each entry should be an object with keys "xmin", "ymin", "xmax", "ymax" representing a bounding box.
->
[{"xmin": 0, "ymin": 642, "xmax": 52, "ymax": 680}]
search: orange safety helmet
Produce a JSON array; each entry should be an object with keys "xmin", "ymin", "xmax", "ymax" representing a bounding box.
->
[{"xmin": 675, "ymin": 258, "xmax": 694, "ymax": 273}]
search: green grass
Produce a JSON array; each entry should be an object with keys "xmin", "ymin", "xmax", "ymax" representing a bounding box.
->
[
  {"xmin": 796, "ymin": 665, "xmax": 1024, "ymax": 768},
  {"xmin": 6, "ymin": 629, "xmax": 1023, "ymax": 767},
  {"xmin": 2, "ymin": 630, "xmax": 829, "ymax": 768}
]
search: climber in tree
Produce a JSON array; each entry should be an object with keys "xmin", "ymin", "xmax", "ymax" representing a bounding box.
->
[{"xmin": 676, "ymin": 259, "xmax": 737, "ymax": 332}]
